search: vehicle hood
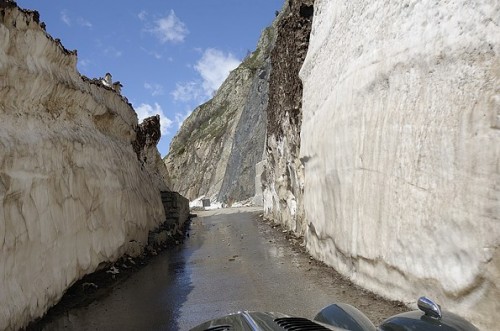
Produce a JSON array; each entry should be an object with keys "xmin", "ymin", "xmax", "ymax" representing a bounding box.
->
[{"xmin": 189, "ymin": 311, "xmax": 345, "ymax": 331}]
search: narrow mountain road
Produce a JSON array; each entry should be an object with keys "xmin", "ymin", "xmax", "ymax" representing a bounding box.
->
[{"xmin": 39, "ymin": 207, "xmax": 406, "ymax": 330}]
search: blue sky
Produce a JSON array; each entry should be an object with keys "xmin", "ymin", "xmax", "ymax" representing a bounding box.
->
[{"xmin": 16, "ymin": 0, "xmax": 284, "ymax": 156}]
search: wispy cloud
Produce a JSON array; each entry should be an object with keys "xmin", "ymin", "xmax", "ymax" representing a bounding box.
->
[
  {"xmin": 78, "ymin": 59, "xmax": 90, "ymax": 68},
  {"xmin": 77, "ymin": 18, "xmax": 92, "ymax": 28},
  {"xmin": 169, "ymin": 48, "xmax": 240, "ymax": 105},
  {"xmin": 140, "ymin": 47, "xmax": 163, "ymax": 60},
  {"xmin": 135, "ymin": 103, "xmax": 173, "ymax": 135},
  {"xmin": 171, "ymin": 48, "xmax": 240, "ymax": 103},
  {"xmin": 151, "ymin": 52, "xmax": 163, "ymax": 60},
  {"xmin": 61, "ymin": 10, "xmax": 71, "ymax": 26},
  {"xmin": 175, "ymin": 109, "xmax": 193, "ymax": 129},
  {"xmin": 144, "ymin": 82, "xmax": 164, "ymax": 96},
  {"xmin": 103, "ymin": 46, "xmax": 123, "ymax": 58},
  {"xmin": 171, "ymin": 81, "xmax": 204, "ymax": 103},
  {"xmin": 61, "ymin": 10, "xmax": 92, "ymax": 29},
  {"xmin": 138, "ymin": 10, "xmax": 147, "ymax": 21},
  {"xmin": 195, "ymin": 48, "xmax": 240, "ymax": 96},
  {"xmin": 147, "ymin": 10, "xmax": 188, "ymax": 44}
]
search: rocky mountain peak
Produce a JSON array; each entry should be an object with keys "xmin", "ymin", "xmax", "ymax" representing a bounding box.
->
[{"xmin": 164, "ymin": 17, "xmax": 279, "ymax": 204}]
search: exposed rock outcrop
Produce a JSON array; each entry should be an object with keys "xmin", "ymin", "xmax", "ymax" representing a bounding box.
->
[
  {"xmin": 298, "ymin": 1, "xmax": 499, "ymax": 329},
  {"xmin": 133, "ymin": 115, "xmax": 172, "ymax": 190},
  {"xmin": 263, "ymin": 0, "xmax": 313, "ymax": 233},
  {"xmin": 164, "ymin": 23, "xmax": 278, "ymax": 204},
  {"xmin": 0, "ymin": 2, "xmax": 183, "ymax": 329}
]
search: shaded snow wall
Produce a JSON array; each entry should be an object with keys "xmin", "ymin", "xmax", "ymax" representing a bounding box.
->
[
  {"xmin": 299, "ymin": 1, "xmax": 499, "ymax": 329},
  {"xmin": 0, "ymin": 3, "xmax": 172, "ymax": 329}
]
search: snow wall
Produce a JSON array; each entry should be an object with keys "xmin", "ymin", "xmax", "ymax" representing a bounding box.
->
[
  {"xmin": 0, "ymin": 4, "xmax": 172, "ymax": 329},
  {"xmin": 299, "ymin": 1, "xmax": 499, "ymax": 330}
]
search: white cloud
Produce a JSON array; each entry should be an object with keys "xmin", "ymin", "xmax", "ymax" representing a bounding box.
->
[
  {"xmin": 149, "ymin": 10, "xmax": 188, "ymax": 44},
  {"xmin": 194, "ymin": 48, "xmax": 240, "ymax": 97},
  {"xmin": 144, "ymin": 82, "xmax": 164, "ymax": 96},
  {"xmin": 170, "ymin": 48, "xmax": 240, "ymax": 104},
  {"xmin": 77, "ymin": 18, "xmax": 92, "ymax": 28},
  {"xmin": 61, "ymin": 10, "xmax": 71, "ymax": 26},
  {"xmin": 135, "ymin": 103, "xmax": 173, "ymax": 135},
  {"xmin": 60, "ymin": 11, "xmax": 92, "ymax": 29},
  {"xmin": 138, "ymin": 10, "xmax": 147, "ymax": 21},
  {"xmin": 78, "ymin": 59, "xmax": 90, "ymax": 68},
  {"xmin": 171, "ymin": 81, "xmax": 204, "ymax": 103}
]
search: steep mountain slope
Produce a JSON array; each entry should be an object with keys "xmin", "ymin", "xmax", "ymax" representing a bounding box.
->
[
  {"xmin": 263, "ymin": 0, "xmax": 313, "ymax": 233},
  {"xmin": 164, "ymin": 23, "xmax": 277, "ymax": 203},
  {"xmin": 0, "ymin": 2, "xmax": 185, "ymax": 329}
]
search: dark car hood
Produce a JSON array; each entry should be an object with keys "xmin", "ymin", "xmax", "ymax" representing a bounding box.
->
[{"xmin": 189, "ymin": 311, "xmax": 346, "ymax": 331}]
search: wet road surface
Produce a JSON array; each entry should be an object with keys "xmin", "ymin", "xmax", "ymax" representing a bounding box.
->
[{"xmin": 40, "ymin": 207, "xmax": 405, "ymax": 330}]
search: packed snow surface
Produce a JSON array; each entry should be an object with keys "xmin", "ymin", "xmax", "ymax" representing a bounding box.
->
[
  {"xmin": 0, "ymin": 6, "xmax": 169, "ymax": 330},
  {"xmin": 299, "ymin": 0, "xmax": 499, "ymax": 329}
]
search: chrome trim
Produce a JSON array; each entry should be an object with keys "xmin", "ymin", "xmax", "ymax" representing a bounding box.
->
[
  {"xmin": 417, "ymin": 296, "xmax": 442, "ymax": 319},
  {"xmin": 241, "ymin": 311, "xmax": 263, "ymax": 331}
]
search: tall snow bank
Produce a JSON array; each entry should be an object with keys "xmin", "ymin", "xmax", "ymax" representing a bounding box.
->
[
  {"xmin": 0, "ymin": 4, "xmax": 169, "ymax": 330},
  {"xmin": 300, "ymin": 0, "xmax": 499, "ymax": 329}
]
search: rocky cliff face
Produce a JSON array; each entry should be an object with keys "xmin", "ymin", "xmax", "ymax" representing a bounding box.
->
[
  {"xmin": 133, "ymin": 114, "xmax": 173, "ymax": 190},
  {"xmin": 298, "ymin": 0, "xmax": 499, "ymax": 329},
  {"xmin": 164, "ymin": 24, "xmax": 277, "ymax": 204},
  {"xmin": 0, "ymin": 2, "xmax": 180, "ymax": 329},
  {"xmin": 262, "ymin": 0, "xmax": 313, "ymax": 233}
]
